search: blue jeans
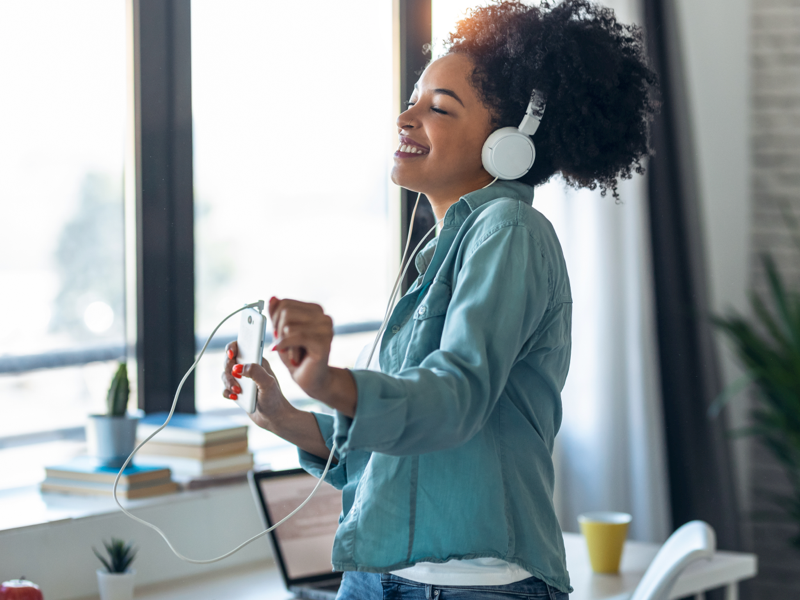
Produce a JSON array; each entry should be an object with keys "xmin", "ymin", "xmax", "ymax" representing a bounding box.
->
[{"xmin": 336, "ymin": 571, "xmax": 570, "ymax": 600}]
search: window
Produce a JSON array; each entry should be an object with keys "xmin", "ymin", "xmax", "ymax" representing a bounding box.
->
[
  {"xmin": 0, "ymin": 0, "xmax": 424, "ymax": 492},
  {"xmin": 191, "ymin": 0, "xmax": 396, "ymax": 413},
  {"xmin": 0, "ymin": 1, "xmax": 126, "ymax": 490}
]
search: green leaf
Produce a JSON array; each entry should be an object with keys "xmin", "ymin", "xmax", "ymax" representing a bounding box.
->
[{"xmin": 93, "ymin": 547, "xmax": 113, "ymax": 573}]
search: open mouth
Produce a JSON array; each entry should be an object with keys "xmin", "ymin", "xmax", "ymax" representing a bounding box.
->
[{"xmin": 395, "ymin": 136, "xmax": 430, "ymax": 157}]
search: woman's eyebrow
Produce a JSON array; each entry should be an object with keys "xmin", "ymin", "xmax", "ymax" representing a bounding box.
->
[{"xmin": 414, "ymin": 83, "xmax": 465, "ymax": 107}]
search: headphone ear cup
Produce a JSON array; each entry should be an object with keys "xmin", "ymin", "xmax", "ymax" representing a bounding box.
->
[{"xmin": 481, "ymin": 127, "xmax": 536, "ymax": 180}]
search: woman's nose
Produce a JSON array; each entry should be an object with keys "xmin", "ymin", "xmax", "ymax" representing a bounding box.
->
[{"xmin": 397, "ymin": 108, "xmax": 416, "ymax": 130}]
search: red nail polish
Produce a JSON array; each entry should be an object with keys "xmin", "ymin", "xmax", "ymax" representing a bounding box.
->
[
  {"xmin": 233, "ymin": 385, "xmax": 241, "ymax": 393},
  {"xmin": 290, "ymin": 358, "xmax": 299, "ymax": 366},
  {"xmin": 232, "ymin": 364, "xmax": 243, "ymax": 374},
  {"xmin": 233, "ymin": 372, "xmax": 241, "ymax": 379},
  {"xmin": 270, "ymin": 344, "xmax": 277, "ymax": 352},
  {"xmin": 230, "ymin": 393, "xmax": 238, "ymax": 400},
  {"xmin": 227, "ymin": 349, "xmax": 234, "ymax": 360}
]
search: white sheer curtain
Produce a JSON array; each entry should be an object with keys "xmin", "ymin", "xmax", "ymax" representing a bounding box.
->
[{"xmin": 537, "ymin": 164, "xmax": 671, "ymax": 543}]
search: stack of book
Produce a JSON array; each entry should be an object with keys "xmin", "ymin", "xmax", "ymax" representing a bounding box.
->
[
  {"xmin": 41, "ymin": 456, "xmax": 178, "ymax": 499},
  {"xmin": 133, "ymin": 412, "xmax": 253, "ymax": 484}
]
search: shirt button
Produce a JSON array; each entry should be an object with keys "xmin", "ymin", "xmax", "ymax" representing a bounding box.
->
[
  {"xmin": 418, "ymin": 306, "xmax": 427, "ymax": 316},
  {"xmin": 391, "ymin": 325, "xmax": 400, "ymax": 334}
]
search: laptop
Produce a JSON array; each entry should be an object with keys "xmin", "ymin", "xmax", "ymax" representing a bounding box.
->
[{"xmin": 248, "ymin": 467, "xmax": 344, "ymax": 600}]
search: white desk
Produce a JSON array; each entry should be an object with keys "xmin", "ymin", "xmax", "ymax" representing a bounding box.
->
[
  {"xmin": 129, "ymin": 532, "xmax": 757, "ymax": 600},
  {"xmin": 562, "ymin": 533, "xmax": 757, "ymax": 600}
]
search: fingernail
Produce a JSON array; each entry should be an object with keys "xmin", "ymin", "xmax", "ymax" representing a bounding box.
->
[
  {"xmin": 270, "ymin": 344, "xmax": 277, "ymax": 352},
  {"xmin": 227, "ymin": 349, "xmax": 234, "ymax": 360},
  {"xmin": 232, "ymin": 364, "xmax": 243, "ymax": 374},
  {"xmin": 290, "ymin": 358, "xmax": 299, "ymax": 366},
  {"xmin": 230, "ymin": 393, "xmax": 238, "ymax": 400},
  {"xmin": 233, "ymin": 372, "xmax": 241, "ymax": 379},
  {"xmin": 233, "ymin": 384, "xmax": 241, "ymax": 393}
]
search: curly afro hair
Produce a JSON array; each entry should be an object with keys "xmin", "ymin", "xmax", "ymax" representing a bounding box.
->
[{"xmin": 444, "ymin": 0, "xmax": 661, "ymax": 200}]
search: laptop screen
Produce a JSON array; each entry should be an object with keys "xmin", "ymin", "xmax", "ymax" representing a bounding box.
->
[{"xmin": 251, "ymin": 468, "xmax": 343, "ymax": 582}]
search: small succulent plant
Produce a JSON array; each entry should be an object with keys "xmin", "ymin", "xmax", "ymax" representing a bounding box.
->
[
  {"xmin": 106, "ymin": 362, "xmax": 130, "ymax": 417},
  {"xmin": 93, "ymin": 537, "xmax": 137, "ymax": 573}
]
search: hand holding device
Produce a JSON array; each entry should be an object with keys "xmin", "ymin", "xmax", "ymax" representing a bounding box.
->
[
  {"xmin": 112, "ymin": 299, "xmax": 338, "ymax": 565},
  {"xmin": 222, "ymin": 340, "xmax": 288, "ymax": 429}
]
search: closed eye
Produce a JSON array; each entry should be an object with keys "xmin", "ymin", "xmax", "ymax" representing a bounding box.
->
[{"xmin": 404, "ymin": 101, "xmax": 448, "ymax": 115}]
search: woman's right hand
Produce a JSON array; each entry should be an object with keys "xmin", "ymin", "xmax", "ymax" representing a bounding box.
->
[{"xmin": 222, "ymin": 340, "xmax": 290, "ymax": 430}]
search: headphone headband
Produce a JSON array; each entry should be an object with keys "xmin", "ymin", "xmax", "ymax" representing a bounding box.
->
[{"xmin": 518, "ymin": 89, "xmax": 546, "ymax": 136}]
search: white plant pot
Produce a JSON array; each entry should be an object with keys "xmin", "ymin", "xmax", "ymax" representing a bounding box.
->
[
  {"xmin": 96, "ymin": 569, "xmax": 136, "ymax": 600},
  {"xmin": 86, "ymin": 415, "xmax": 139, "ymax": 468}
]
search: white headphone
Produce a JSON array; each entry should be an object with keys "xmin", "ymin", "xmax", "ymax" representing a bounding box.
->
[{"xmin": 481, "ymin": 89, "xmax": 546, "ymax": 180}]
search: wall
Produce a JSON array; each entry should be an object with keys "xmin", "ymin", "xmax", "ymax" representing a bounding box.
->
[
  {"xmin": 674, "ymin": 0, "xmax": 800, "ymax": 596},
  {"xmin": 0, "ymin": 485, "xmax": 273, "ymax": 600},
  {"xmin": 748, "ymin": 0, "xmax": 800, "ymax": 596}
]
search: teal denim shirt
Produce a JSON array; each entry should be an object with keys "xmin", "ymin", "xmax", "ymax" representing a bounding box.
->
[{"xmin": 299, "ymin": 179, "xmax": 573, "ymax": 593}]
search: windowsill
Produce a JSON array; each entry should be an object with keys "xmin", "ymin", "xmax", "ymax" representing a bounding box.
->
[
  {"xmin": 0, "ymin": 405, "xmax": 320, "ymax": 532},
  {"xmin": 0, "ymin": 481, "xmax": 241, "ymax": 533},
  {"xmin": 0, "ymin": 436, "xmax": 302, "ymax": 534}
]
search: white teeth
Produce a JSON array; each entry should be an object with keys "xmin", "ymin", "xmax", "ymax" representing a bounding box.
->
[{"xmin": 398, "ymin": 143, "xmax": 427, "ymax": 154}]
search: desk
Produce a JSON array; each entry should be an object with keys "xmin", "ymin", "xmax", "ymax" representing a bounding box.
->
[
  {"xmin": 129, "ymin": 532, "xmax": 757, "ymax": 600},
  {"xmin": 562, "ymin": 533, "xmax": 757, "ymax": 600}
]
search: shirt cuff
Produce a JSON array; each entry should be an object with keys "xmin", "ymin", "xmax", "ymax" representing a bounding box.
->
[
  {"xmin": 297, "ymin": 411, "xmax": 348, "ymax": 490},
  {"xmin": 333, "ymin": 369, "xmax": 410, "ymax": 456}
]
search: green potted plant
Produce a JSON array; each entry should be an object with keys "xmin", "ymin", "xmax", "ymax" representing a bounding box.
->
[
  {"xmin": 710, "ymin": 248, "xmax": 800, "ymax": 548},
  {"xmin": 86, "ymin": 362, "xmax": 139, "ymax": 468},
  {"xmin": 93, "ymin": 537, "xmax": 137, "ymax": 600}
]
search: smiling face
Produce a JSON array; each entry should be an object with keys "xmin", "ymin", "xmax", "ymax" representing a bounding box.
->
[{"xmin": 391, "ymin": 53, "xmax": 496, "ymax": 212}]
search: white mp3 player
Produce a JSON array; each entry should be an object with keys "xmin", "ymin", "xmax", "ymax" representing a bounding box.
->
[{"xmin": 235, "ymin": 304, "xmax": 267, "ymax": 414}]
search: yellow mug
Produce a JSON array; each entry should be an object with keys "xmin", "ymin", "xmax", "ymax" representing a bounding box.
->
[{"xmin": 578, "ymin": 512, "xmax": 632, "ymax": 574}]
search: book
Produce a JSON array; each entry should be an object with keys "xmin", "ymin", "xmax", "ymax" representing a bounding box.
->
[
  {"xmin": 135, "ymin": 438, "xmax": 249, "ymax": 460},
  {"xmin": 40, "ymin": 477, "xmax": 179, "ymax": 500},
  {"xmin": 136, "ymin": 412, "xmax": 248, "ymax": 445},
  {"xmin": 135, "ymin": 451, "xmax": 254, "ymax": 477},
  {"xmin": 44, "ymin": 456, "xmax": 171, "ymax": 485}
]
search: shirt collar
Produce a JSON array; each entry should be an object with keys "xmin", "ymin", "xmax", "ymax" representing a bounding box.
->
[{"xmin": 414, "ymin": 180, "xmax": 535, "ymax": 275}]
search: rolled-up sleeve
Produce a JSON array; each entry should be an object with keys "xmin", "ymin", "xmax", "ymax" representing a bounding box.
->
[{"xmin": 334, "ymin": 223, "xmax": 551, "ymax": 457}]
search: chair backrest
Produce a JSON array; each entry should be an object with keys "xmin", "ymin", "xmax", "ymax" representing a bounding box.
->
[{"xmin": 629, "ymin": 520, "xmax": 716, "ymax": 600}]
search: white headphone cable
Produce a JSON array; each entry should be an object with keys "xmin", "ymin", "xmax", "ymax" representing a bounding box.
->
[
  {"xmin": 366, "ymin": 178, "xmax": 497, "ymax": 367},
  {"xmin": 112, "ymin": 302, "xmax": 338, "ymax": 564}
]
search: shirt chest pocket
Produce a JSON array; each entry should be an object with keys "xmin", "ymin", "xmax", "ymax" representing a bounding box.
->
[{"xmin": 402, "ymin": 279, "xmax": 452, "ymax": 367}]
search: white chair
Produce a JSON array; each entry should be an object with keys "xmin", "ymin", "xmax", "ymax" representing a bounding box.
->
[{"xmin": 629, "ymin": 520, "xmax": 716, "ymax": 600}]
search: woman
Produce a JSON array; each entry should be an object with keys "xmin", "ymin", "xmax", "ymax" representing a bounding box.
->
[{"xmin": 222, "ymin": 1, "xmax": 658, "ymax": 598}]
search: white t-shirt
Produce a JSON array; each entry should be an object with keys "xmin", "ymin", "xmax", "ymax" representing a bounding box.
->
[{"xmin": 354, "ymin": 332, "xmax": 533, "ymax": 585}]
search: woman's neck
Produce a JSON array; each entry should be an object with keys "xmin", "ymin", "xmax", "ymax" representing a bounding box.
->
[{"xmin": 425, "ymin": 174, "xmax": 496, "ymax": 222}]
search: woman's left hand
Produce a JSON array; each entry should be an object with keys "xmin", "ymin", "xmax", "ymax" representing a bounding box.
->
[{"xmin": 268, "ymin": 296, "xmax": 335, "ymax": 400}]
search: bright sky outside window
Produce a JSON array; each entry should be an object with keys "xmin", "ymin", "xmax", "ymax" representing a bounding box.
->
[
  {"xmin": 191, "ymin": 0, "xmax": 395, "ymax": 411},
  {"xmin": 0, "ymin": 1, "xmax": 126, "ymax": 438}
]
